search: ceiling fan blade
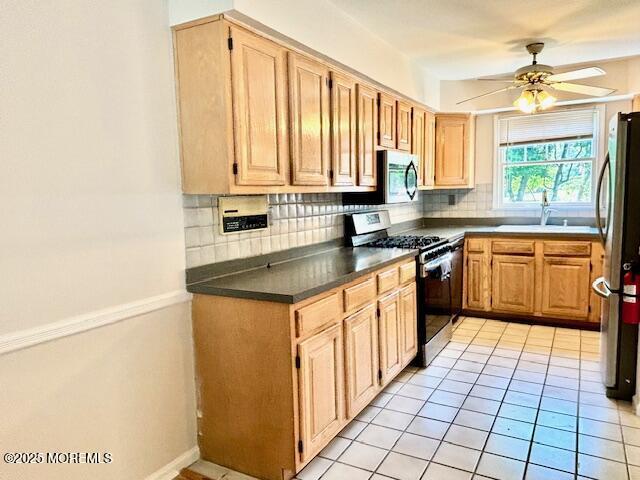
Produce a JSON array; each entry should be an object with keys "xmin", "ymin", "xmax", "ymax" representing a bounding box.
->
[
  {"xmin": 548, "ymin": 82, "xmax": 616, "ymax": 97},
  {"xmin": 476, "ymin": 78, "xmax": 515, "ymax": 82},
  {"xmin": 456, "ymin": 85, "xmax": 522, "ymax": 105},
  {"xmin": 546, "ymin": 67, "xmax": 605, "ymax": 82}
]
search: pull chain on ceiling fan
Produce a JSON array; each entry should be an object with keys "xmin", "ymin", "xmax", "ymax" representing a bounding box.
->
[{"xmin": 457, "ymin": 42, "xmax": 616, "ymax": 113}]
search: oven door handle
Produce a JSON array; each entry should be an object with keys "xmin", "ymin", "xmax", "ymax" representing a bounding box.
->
[{"xmin": 421, "ymin": 253, "xmax": 452, "ymax": 278}]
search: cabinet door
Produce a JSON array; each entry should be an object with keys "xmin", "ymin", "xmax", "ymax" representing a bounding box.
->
[
  {"xmin": 344, "ymin": 305, "xmax": 379, "ymax": 418},
  {"xmin": 297, "ymin": 323, "xmax": 345, "ymax": 462},
  {"xmin": 491, "ymin": 255, "xmax": 535, "ymax": 314},
  {"xmin": 399, "ymin": 283, "xmax": 418, "ymax": 366},
  {"xmin": 378, "ymin": 292, "xmax": 402, "ymax": 384},
  {"xmin": 542, "ymin": 257, "xmax": 591, "ymax": 319},
  {"xmin": 230, "ymin": 26, "xmax": 288, "ymax": 186},
  {"xmin": 466, "ymin": 252, "xmax": 489, "ymax": 310},
  {"xmin": 378, "ymin": 93, "xmax": 396, "ymax": 148},
  {"xmin": 397, "ymin": 101, "xmax": 412, "ymax": 152},
  {"xmin": 435, "ymin": 114, "xmax": 472, "ymax": 187},
  {"xmin": 423, "ymin": 111, "xmax": 436, "ymax": 188},
  {"xmin": 356, "ymin": 84, "xmax": 378, "ymax": 186},
  {"xmin": 412, "ymin": 107, "xmax": 426, "ymax": 186},
  {"xmin": 288, "ymin": 53, "xmax": 330, "ymax": 186},
  {"xmin": 330, "ymin": 72, "xmax": 357, "ymax": 186}
]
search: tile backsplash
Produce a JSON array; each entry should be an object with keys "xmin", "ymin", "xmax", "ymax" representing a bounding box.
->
[
  {"xmin": 183, "ymin": 183, "xmax": 598, "ymax": 268},
  {"xmin": 422, "ymin": 182, "xmax": 597, "ymax": 219},
  {"xmin": 183, "ymin": 193, "xmax": 423, "ymax": 268}
]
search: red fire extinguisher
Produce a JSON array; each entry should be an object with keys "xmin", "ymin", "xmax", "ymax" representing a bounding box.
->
[{"xmin": 622, "ymin": 268, "xmax": 640, "ymax": 325}]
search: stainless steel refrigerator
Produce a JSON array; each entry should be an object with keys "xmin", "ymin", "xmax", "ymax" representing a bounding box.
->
[{"xmin": 592, "ymin": 112, "xmax": 640, "ymax": 400}]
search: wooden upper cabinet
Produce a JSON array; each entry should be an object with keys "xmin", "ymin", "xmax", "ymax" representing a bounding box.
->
[
  {"xmin": 297, "ymin": 323, "xmax": 345, "ymax": 463},
  {"xmin": 378, "ymin": 93, "xmax": 397, "ymax": 148},
  {"xmin": 288, "ymin": 53, "xmax": 331, "ymax": 186},
  {"xmin": 399, "ymin": 283, "xmax": 418, "ymax": 365},
  {"xmin": 423, "ymin": 111, "xmax": 436, "ymax": 189},
  {"xmin": 356, "ymin": 84, "xmax": 378, "ymax": 187},
  {"xmin": 230, "ymin": 26, "xmax": 289, "ymax": 186},
  {"xmin": 397, "ymin": 101, "xmax": 412, "ymax": 151},
  {"xmin": 435, "ymin": 113, "xmax": 475, "ymax": 188},
  {"xmin": 175, "ymin": 18, "xmax": 435, "ymax": 194},
  {"xmin": 344, "ymin": 305, "xmax": 379, "ymax": 418},
  {"xmin": 330, "ymin": 72, "xmax": 357, "ymax": 186},
  {"xmin": 491, "ymin": 254, "xmax": 535, "ymax": 314},
  {"xmin": 541, "ymin": 257, "xmax": 591, "ymax": 319},
  {"xmin": 378, "ymin": 292, "xmax": 402, "ymax": 384},
  {"xmin": 412, "ymin": 107, "xmax": 426, "ymax": 186}
]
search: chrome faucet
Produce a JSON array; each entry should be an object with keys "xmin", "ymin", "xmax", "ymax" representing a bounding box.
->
[{"xmin": 540, "ymin": 190, "xmax": 558, "ymax": 226}]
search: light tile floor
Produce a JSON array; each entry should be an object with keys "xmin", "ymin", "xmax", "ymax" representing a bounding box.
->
[{"xmin": 189, "ymin": 317, "xmax": 640, "ymax": 480}]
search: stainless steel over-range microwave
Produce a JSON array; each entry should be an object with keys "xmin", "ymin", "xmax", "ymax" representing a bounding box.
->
[{"xmin": 343, "ymin": 150, "xmax": 419, "ymax": 205}]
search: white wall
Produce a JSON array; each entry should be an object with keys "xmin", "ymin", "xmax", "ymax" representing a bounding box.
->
[
  {"xmin": 168, "ymin": 0, "xmax": 440, "ymax": 109},
  {"xmin": 0, "ymin": 1, "xmax": 196, "ymax": 479}
]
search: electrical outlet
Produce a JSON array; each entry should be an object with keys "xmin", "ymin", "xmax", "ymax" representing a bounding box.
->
[{"xmin": 448, "ymin": 194, "xmax": 456, "ymax": 206}]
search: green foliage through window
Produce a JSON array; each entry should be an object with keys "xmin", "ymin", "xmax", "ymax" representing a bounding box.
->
[{"xmin": 500, "ymin": 139, "xmax": 594, "ymax": 204}]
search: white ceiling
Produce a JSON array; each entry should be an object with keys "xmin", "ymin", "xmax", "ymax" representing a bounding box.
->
[{"xmin": 329, "ymin": 0, "xmax": 640, "ymax": 80}]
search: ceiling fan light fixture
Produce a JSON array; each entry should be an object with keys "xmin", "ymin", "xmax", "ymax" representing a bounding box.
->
[
  {"xmin": 537, "ymin": 89, "xmax": 556, "ymax": 110},
  {"xmin": 513, "ymin": 87, "xmax": 557, "ymax": 114},
  {"xmin": 458, "ymin": 42, "xmax": 609, "ymax": 108},
  {"xmin": 514, "ymin": 89, "xmax": 536, "ymax": 113}
]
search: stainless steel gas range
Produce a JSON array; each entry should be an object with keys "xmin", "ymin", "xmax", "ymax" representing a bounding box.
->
[{"xmin": 345, "ymin": 211, "xmax": 463, "ymax": 367}]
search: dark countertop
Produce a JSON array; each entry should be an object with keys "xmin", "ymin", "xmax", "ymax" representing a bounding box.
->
[
  {"xmin": 399, "ymin": 224, "xmax": 599, "ymax": 241},
  {"xmin": 187, "ymin": 246, "xmax": 418, "ymax": 304},
  {"xmin": 187, "ymin": 220, "xmax": 599, "ymax": 304}
]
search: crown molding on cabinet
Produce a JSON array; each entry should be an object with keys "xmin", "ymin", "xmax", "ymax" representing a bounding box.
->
[{"xmin": 173, "ymin": 11, "xmax": 438, "ymax": 114}]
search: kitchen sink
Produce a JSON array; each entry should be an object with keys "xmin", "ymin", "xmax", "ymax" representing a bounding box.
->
[{"xmin": 494, "ymin": 225, "xmax": 595, "ymax": 233}]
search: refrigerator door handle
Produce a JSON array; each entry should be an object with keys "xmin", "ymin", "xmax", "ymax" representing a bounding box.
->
[
  {"xmin": 595, "ymin": 152, "xmax": 610, "ymax": 246},
  {"xmin": 592, "ymin": 276, "xmax": 611, "ymax": 298}
]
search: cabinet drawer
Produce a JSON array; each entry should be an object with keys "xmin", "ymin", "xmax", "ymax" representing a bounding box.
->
[
  {"xmin": 295, "ymin": 293, "xmax": 340, "ymax": 338},
  {"xmin": 492, "ymin": 240, "xmax": 535, "ymax": 255},
  {"xmin": 399, "ymin": 261, "xmax": 416, "ymax": 284},
  {"xmin": 543, "ymin": 241, "xmax": 591, "ymax": 257},
  {"xmin": 344, "ymin": 278, "xmax": 376, "ymax": 313},
  {"xmin": 377, "ymin": 267, "xmax": 400, "ymax": 294},
  {"xmin": 467, "ymin": 238, "xmax": 485, "ymax": 253}
]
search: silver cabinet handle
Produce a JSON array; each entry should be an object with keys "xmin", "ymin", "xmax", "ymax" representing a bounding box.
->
[{"xmin": 592, "ymin": 277, "xmax": 611, "ymax": 298}]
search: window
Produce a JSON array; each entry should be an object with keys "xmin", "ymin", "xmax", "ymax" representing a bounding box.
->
[{"xmin": 494, "ymin": 107, "xmax": 603, "ymax": 208}]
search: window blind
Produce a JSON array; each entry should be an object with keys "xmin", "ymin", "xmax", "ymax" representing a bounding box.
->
[{"xmin": 499, "ymin": 108, "xmax": 597, "ymax": 146}]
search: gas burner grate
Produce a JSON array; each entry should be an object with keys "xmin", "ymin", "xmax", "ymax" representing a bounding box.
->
[{"xmin": 365, "ymin": 235, "xmax": 442, "ymax": 250}]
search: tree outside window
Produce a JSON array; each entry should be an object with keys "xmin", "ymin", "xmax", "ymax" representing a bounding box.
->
[{"xmin": 495, "ymin": 108, "xmax": 600, "ymax": 209}]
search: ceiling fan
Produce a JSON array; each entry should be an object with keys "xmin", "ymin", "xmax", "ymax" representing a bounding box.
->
[{"xmin": 457, "ymin": 42, "xmax": 617, "ymax": 113}]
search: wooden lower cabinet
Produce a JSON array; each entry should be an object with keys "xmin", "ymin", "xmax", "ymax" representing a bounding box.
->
[
  {"xmin": 344, "ymin": 305, "xmax": 379, "ymax": 417},
  {"xmin": 192, "ymin": 258, "xmax": 417, "ymax": 480},
  {"xmin": 378, "ymin": 291, "xmax": 402, "ymax": 384},
  {"xmin": 465, "ymin": 251, "xmax": 489, "ymax": 311},
  {"xmin": 541, "ymin": 256, "xmax": 591, "ymax": 319},
  {"xmin": 297, "ymin": 323, "xmax": 345, "ymax": 463},
  {"xmin": 399, "ymin": 283, "xmax": 418, "ymax": 365},
  {"xmin": 464, "ymin": 235, "xmax": 604, "ymax": 327},
  {"xmin": 491, "ymin": 254, "xmax": 535, "ymax": 314}
]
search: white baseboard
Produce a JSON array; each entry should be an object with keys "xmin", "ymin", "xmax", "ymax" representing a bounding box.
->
[
  {"xmin": 0, "ymin": 290, "xmax": 192, "ymax": 355},
  {"xmin": 145, "ymin": 446, "xmax": 200, "ymax": 480}
]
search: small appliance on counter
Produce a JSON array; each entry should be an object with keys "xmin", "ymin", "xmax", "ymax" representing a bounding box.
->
[
  {"xmin": 343, "ymin": 150, "xmax": 419, "ymax": 204},
  {"xmin": 345, "ymin": 210, "xmax": 463, "ymax": 366}
]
